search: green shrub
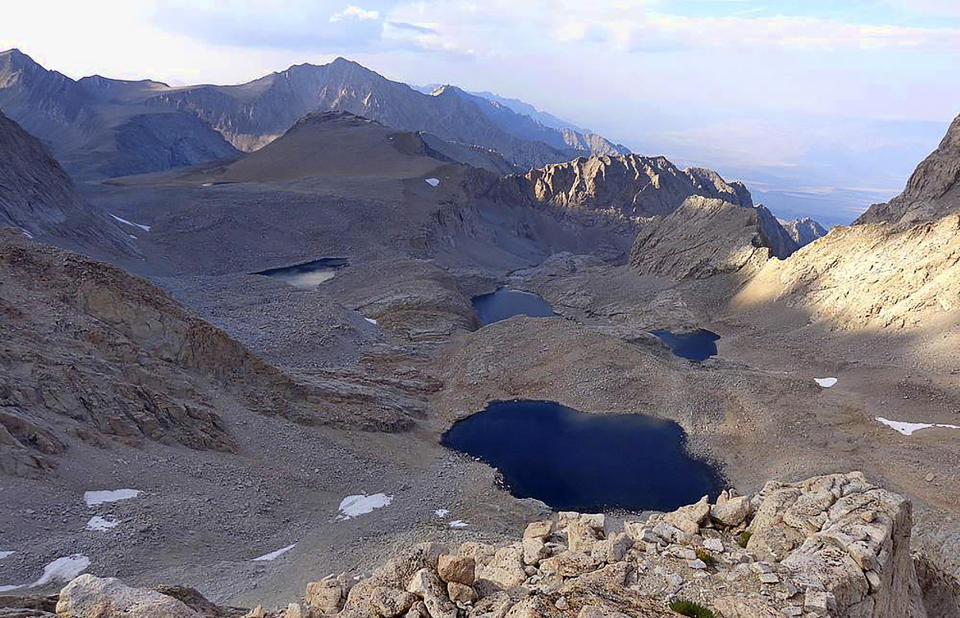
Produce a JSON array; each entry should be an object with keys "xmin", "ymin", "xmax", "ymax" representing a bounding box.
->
[
  {"xmin": 695, "ymin": 547, "xmax": 717, "ymax": 566},
  {"xmin": 669, "ymin": 599, "xmax": 716, "ymax": 618},
  {"xmin": 737, "ymin": 530, "xmax": 752, "ymax": 548}
]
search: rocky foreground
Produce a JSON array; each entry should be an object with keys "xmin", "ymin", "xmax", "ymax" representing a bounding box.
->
[{"xmin": 16, "ymin": 472, "xmax": 939, "ymax": 618}]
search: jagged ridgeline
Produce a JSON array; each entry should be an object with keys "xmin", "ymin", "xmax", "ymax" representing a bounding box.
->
[{"xmin": 0, "ymin": 49, "xmax": 625, "ymax": 179}]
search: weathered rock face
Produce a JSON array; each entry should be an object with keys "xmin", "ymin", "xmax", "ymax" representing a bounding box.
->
[
  {"xmin": 732, "ymin": 212, "xmax": 960, "ymax": 330},
  {"xmin": 629, "ymin": 196, "xmax": 796, "ymax": 280},
  {"xmin": 856, "ymin": 113, "xmax": 960, "ymax": 225},
  {"xmin": 50, "ymin": 473, "xmax": 927, "ymax": 618},
  {"xmin": 778, "ymin": 217, "xmax": 829, "ymax": 248},
  {"xmin": 0, "ymin": 110, "xmax": 134, "ymax": 258},
  {"xmin": 746, "ymin": 472, "xmax": 926, "ymax": 618},
  {"xmin": 487, "ymin": 154, "xmax": 755, "ymax": 220}
]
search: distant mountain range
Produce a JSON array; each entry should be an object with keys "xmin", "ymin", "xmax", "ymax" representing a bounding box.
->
[{"xmin": 0, "ymin": 49, "xmax": 628, "ymax": 179}]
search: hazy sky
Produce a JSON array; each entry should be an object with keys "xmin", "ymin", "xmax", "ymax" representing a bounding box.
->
[{"xmin": 3, "ymin": 0, "xmax": 959, "ymax": 224}]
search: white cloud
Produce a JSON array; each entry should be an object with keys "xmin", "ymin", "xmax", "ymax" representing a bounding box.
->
[{"xmin": 330, "ymin": 6, "xmax": 381, "ymax": 22}]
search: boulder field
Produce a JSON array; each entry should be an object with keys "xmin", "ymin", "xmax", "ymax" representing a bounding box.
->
[{"xmin": 40, "ymin": 472, "xmax": 936, "ymax": 618}]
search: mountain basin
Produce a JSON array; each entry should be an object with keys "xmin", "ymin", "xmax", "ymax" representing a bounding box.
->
[
  {"xmin": 254, "ymin": 257, "xmax": 349, "ymax": 289},
  {"xmin": 471, "ymin": 287, "xmax": 555, "ymax": 325},
  {"xmin": 442, "ymin": 399, "xmax": 722, "ymax": 512},
  {"xmin": 651, "ymin": 329, "xmax": 720, "ymax": 362}
]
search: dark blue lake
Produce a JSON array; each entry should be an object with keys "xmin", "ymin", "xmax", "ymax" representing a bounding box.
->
[
  {"xmin": 651, "ymin": 329, "xmax": 720, "ymax": 361},
  {"xmin": 442, "ymin": 400, "xmax": 722, "ymax": 512},
  {"xmin": 472, "ymin": 288, "xmax": 555, "ymax": 325},
  {"xmin": 255, "ymin": 257, "xmax": 349, "ymax": 289}
]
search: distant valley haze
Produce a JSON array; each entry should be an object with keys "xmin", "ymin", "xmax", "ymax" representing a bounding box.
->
[{"xmin": 3, "ymin": 0, "xmax": 959, "ymax": 225}]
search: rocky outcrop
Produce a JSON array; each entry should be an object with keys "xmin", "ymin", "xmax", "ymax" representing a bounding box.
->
[
  {"xmin": 779, "ymin": 217, "xmax": 829, "ymax": 248},
  {"xmin": 629, "ymin": 197, "xmax": 796, "ymax": 280},
  {"xmin": 856, "ymin": 113, "xmax": 960, "ymax": 225},
  {"xmin": 56, "ymin": 575, "xmax": 201, "ymax": 617},
  {"xmin": 49, "ymin": 473, "xmax": 926, "ymax": 618},
  {"xmin": 487, "ymin": 154, "xmax": 755, "ymax": 220},
  {"xmin": 732, "ymin": 212, "xmax": 960, "ymax": 330},
  {"xmin": 0, "ymin": 110, "xmax": 134, "ymax": 258}
]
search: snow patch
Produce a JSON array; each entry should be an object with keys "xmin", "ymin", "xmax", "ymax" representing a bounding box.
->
[
  {"xmin": 109, "ymin": 214, "xmax": 151, "ymax": 232},
  {"xmin": 0, "ymin": 584, "xmax": 21, "ymax": 592},
  {"xmin": 0, "ymin": 551, "xmax": 13, "ymax": 560},
  {"xmin": 425, "ymin": 178, "xmax": 440, "ymax": 187},
  {"xmin": 31, "ymin": 554, "xmax": 90, "ymax": 587},
  {"xmin": 365, "ymin": 317, "xmax": 378, "ymax": 325},
  {"xmin": 18, "ymin": 228, "xmax": 33, "ymax": 239},
  {"xmin": 85, "ymin": 516, "xmax": 119, "ymax": 532},
  {"xmin": 876, "ymin": 417, "xmax": 960, "ymax": 436},
  {"xmin": 201, "ymin": 183, "xmax": 213, "ymax": 187},
  {"xmin": 448, "ymin": 520, "xmax": 469, "ymax": 529},
  {"xmin": 434, "ymin": 509, "xmax": 449, "ymax": 518},
  {"xmin": 337, "ymin": 493, "xmax": 393, "ymax": 519},
  {"xmin": 84, "ymin": 489, "xmax": 140, "ymax": 506},
  {"xmin": 252, "ymin": 543, "xmax": 296, "ymax": 561},
  {"xmin": 814, "ymin": 377, "xmax": 837, "ymax": 388}
]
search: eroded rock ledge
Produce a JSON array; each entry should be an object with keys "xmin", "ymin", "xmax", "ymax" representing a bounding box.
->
[{"xmin": 44, "ymin": 473, "xmax": 932, "ymax": 618}]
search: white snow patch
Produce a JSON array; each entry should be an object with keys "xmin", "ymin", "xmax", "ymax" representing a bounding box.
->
[
  {"xmin": 814, "ymin": 377, "xmax": 837, "ymax": 388},
  {"xmin": 425, "ymin": 178, "xmax": 440, "ymax": 187},
  {"xmin": 85, "ymin": 516, "xmax": 119, "ymax": 531},
  {"xmin": 876, "ymin": 417, "xmax": 960, "ymax": 436},
  {"xmin": 365, "ymin": 317, "xmax": 378, "ymax": 325},
  {"xmin": 18, "ymin": 228, "xmax": 33, "ymax": 239},
  {"xmin": 0, "ymin": 551, "xmax": 13, "ymax": 560},
  {"xmin": 448, "ymin": 520, "xmax": 469, "ymax": 529},
  {"xmin": 0, "ymin": 584, "xmax": 22, "ymax": 592},
  {"xmin": 109, "ymin": 213, "xmax": 151, "ymax": 232},
  {"xmin": 434, "ymin": 509, "xmax": 449, "ymax": 518},
  {"xmin": 84, "ymin": 489, "xmax": 140, "ymax": 506},
  {"xmin": 337, "ymin": 493, "xmax": 393, "ymax": 519},
  {"xmin": 201, "ymin": 182, "xmax": 213, "ymax": 187},
  {"xmin": 31, "ymin": 554, "xmax": 90, "ymax": 587},
  {"xmin": 252, "ymin": 543, "xmax": 296, "ymax": 561}
]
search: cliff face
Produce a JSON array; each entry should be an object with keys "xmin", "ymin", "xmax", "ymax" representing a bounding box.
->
[
  {"xmin": 0, "ymin": 110, "xmax": 134, "ymax": 257},
  {"xmin": 856, "ymin": 114, "xmax": 960, "ymax": 225}
]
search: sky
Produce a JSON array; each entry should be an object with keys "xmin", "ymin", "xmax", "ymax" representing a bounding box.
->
[{"xmin": 2, "ymin": 0, "xmax": 959, "ymax": 225}]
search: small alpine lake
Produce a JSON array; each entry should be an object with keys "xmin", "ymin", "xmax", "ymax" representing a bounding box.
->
[
  {"xmin": 471, "ymin": 288, "xmax": 555, "ymax": 325},
  {"xmin": 254, "ymin": 257, "xmax": 350, "ymax": 289},
  {"xmin": 652, "ymin": 329, "xmax": 720, "ymax": 362},
  {"xmin": 441, "ymin": 400, "xmax": 722, "ymax": 512}
]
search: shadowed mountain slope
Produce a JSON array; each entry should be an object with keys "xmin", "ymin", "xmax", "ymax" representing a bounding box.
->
[
  {"xmin": 0, "ymin": 110, "xmax": 134, "ymax": 257},
  {"xmin": 0, "ymin": 49, "xmax": 239, "ymax": 179}
]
